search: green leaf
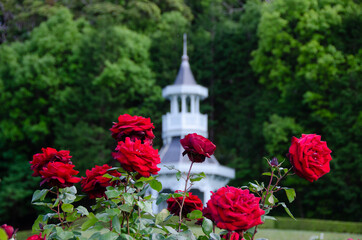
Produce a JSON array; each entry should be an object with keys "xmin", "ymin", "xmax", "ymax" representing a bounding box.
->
[
  {"xmin": 209, "ymin": 233, "xmax": 221, "ymax": 240},
  {"xmin": 105, "ymin": 189, "xmax": 122, "ymax": 198},
  {"xmin": 56, "ymin": 227, "xmax": 74, "ymax": 240},
  {"xmin": 138, "ymin": 201, "xmax": 154, "ymax": 216},
  {"xmin": 284, "ymin": 188, "xmax": 296, "ymax": 203},
  {"xmin": 149, "ymin": 179, "xmax": 162, "ymax": 192},
  {"xmin": 112, "ymin": 216, "xmax": 121, "ymax": 234},
  {"xmin": 81, "ymin": 217, "xmax": 98, "ymax": 231},
  {"xmin": 96, "ymin": 212, "xmax": 111, "ymax": 222},
  {"xmin": 101, "ymin": 231, "xmax": 119, "ymax": 240},
  {"xmin": 163, "ymin": 226, "xmax": 178, "ymax": 235},
  {"xmin": 0, "ymin": 228, "xmax": 8, "ymax": 240},
  {"xmin": 201, "ymin": 218, "xmax": 213, "ymax": 236},
  {"xmin": 76, "ymin": 206, "xmax": 89, "ymax": 216},
  {"xmin": 163, "ymin": 165, "xmax": 175, "ymax": 170},
  {"xmin": 150, "ymin": 233, "xmax": 166, "ymax": 240},
  {"xmin": 279, "ymin": 202, "xmax": 296, "ymax": 220},
  {"xmin": 176, "ymin": 171, "xmax": 182, "ymax": 181},
  {"xmin": 190, "ymin": 172, "xmax": 206, "ymax": 182},
  {"xmin": 61, "ymin": 203, "xmax": 74, "ymax": 213},
  {"xmin": 118, "ymin": 234, "xmax": 135, "ymax": 240},
  {"xmin": 155, "ymin": 209, "xmax": 170, "ymax": 225},
  {"xmin": 187, "ymin": 210, "xmax": 202, "ymax": 220},
  {"xmin": 32, "ymin": 215, "xmax": 46, "ymax": 233},
  {"xmin": 119, "ymin": 204, "xmax": 133, "ymax": 213},
  {"xmin": 32, "ymin": 189, "xmax": 49, "ymax": 202},
  {"xmin": 156, "ymin": 193, "xmax": 170, "ymax": 205}
]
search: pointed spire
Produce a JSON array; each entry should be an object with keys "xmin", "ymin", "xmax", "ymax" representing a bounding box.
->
[
  {"xmin": 182, "ymin": 33, "xmax": 188, "ymax": 61},
  {"xmin": 174, "ymin": 33, "xmax": 196, "ymax": 85}
]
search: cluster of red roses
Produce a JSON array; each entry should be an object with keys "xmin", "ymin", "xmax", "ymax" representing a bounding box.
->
[
  {"xmin": 166, "ymin": 132, "xmax": 333, "ymax": 239},
  {"xmin": 4, "ymin": 113, "xmax": 333, "ymax": 240}
]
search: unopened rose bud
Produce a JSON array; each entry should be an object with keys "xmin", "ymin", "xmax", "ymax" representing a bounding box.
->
[{"xmin": 270, "ymin": 157, "xmax": 278, "ymax": 167}]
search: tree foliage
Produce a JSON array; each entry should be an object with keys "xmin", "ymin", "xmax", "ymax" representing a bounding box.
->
[{"xmin": 0, "ymin": 0, "xmax": 361, "ymax": 225}]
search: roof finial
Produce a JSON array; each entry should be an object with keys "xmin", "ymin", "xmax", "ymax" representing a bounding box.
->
[{"xmin": 182, "ymin": 33, "xmax": 188, "ymax": 61}]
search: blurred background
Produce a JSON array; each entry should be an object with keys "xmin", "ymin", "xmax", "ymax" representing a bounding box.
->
[{"xmin": 0, "ymin": 0, "xmax": 361, "ymax": 229}]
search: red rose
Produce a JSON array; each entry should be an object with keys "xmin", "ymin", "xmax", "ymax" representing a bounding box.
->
[
  {"xmin": 110, "ymin": 114, "xmax": 155, "ymax": 143},
  {"xmin": 203, "ymin": 186, "xmax": 265, "ymax": 232},
  {"xmin": 167, "ymin": 190, "xmax": 203, "ymax": 219},
  {"xmin": 112, "ymin": 138, "xmax": 160, "ymax": 177},
  {"xmin": 221, "ymin": 232, "xmax": 242, "ymax": 240},
  {"xmin": 288, "ymin": 134, "xmax": 332, "ymax": 182},
  {"xmin": 39, "ymin": 162, "xmax": 81, "ymax": 188},
  {"xmin": 180, "ymin": 133, "xmax": 216, "ymax": 163},
  {"xmin": 27, "ymin": 233, "xmax": 46, "ymax": 240},
  {"xmin": 30, "ymin": 147, "xmax": 72, "ymax": 177},
  {"xmin": 81, "ymin": 164, "xmax": 122, "ymax": 199},
  {"xmin": 1, "ymin": 224, "xmax": 14, "ymax": 239}
]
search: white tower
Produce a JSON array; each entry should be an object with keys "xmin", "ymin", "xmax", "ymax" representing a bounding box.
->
[{"xmin": 153, "ymin": 34, "xmax": 235, "ymax": 212}]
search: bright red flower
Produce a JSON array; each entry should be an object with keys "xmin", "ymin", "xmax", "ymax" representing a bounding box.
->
[
  {"xmin": 39, "ymin": 162, "xmax": 81, "ymax": 188},
  {"xmin": 288, "ymin": 134, "xmax": 332, "ymax": 182},
  {"xmin": 221, "ymin": 232, "xmax": 242, "ymax": 240},
  {"xmin": 30, "ymin": 147, "xmax": 72, "ymax": 177},
  {"xmin": 167, "ymin": 191, "xmax": 203, "ymax": 219},
  {"xmin": 81, "ymin": 164, "xmax": 122, "ymax": 199},
  {"xmin": 110, "ymin": 114, "xmax": 155, "ymax": 143},
  {"xmin": 180, "ymin": 133, "xmax": 216, "ymax": 163},
  {"xmin": 0, "ymin": 224, "xmax": 14, "ymax": 239},
  {"xmin": 203, "ymin": 186, "xmax": 265, "ymax": 232},
  {"xmin": 26, "ymin": 233, "xmax": 46, "ymax": 240},
  {"xmin": 112, "ymin": 138, "xmax": 160, "ymax": 177}
]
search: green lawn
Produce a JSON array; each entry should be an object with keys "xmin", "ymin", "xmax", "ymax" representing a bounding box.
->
[{"xmin": 255, "ymin": 229, "xmax": 362, "ymax": 240}]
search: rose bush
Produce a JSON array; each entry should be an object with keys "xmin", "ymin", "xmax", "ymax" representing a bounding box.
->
[
  {"xmin": 180, "ymin": 133, "xmax": 216, "ymax": 163},
  {"xmin": 0, "ymin": 114, "xmax": 333, "ymax": 240},
  {"xmin": 288, "ymin": 134, "xmax": 332, "ymax": 182}
]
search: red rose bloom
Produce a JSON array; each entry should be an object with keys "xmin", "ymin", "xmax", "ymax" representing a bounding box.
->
[
  {"xmin": 221, "ymin": 232, "xmax": 242, "ymax": 240},
  {"xmin": 110, "ymin": 114, "xmax": 155, "ymax": 143},
  {"xmin": 203, "ymin": 186, "xmax": 265, "ymax": 232},
  {"xmin": 167, "ymin": 190, "xmax": 203, "ymax": 219},
  {"xmin": 288, "ymin": 134, "xmax": 332, "ymax": 182},
  {"xmin": 180, "ymin": 133, "xmax": 216, "ymax": 163},
  {"xmin": 39, "ymin": 162, "xmax": 81, "ymax": 188},
  {"xmin": 112, "ymin": 138, "xmax": 160, "ymax": 177},
  {"xmin": 27, "ymin": 233, "xmax": 46, "ymax": 240},
  {"xmin": 1, "ymin": 224, "xmax": 14, "ymax": 239},
  {"xmin": 81, "ymin": 164, "xmax": 122, "ymax": 199},
  {"xmin": 30, "ymin": 147, "xmax": 72, "ymax": 177}
]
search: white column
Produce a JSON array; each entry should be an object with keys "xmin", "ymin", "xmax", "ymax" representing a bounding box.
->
[
  {"xmin": 195, "ymin": 96, "xmax": 200, "ymax": 113},
  {"xmin": 190, "ymin": 95, "xmax": 196, "ymax": 113},
  {"xmin": 171, "ymin": 95, "xmax": 178, "ymax": 114},
  {"xmin": 181, "ymin": 95, "xmax": 187, "ymax": 113}
]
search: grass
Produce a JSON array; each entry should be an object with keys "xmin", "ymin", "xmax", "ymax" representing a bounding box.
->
[{"xmin": 15, "ymin": 217, "xmax": 362, "ymax": 240}]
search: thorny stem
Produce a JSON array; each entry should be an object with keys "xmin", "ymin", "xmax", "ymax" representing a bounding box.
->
[{"xmin": 178, "ymin": 161, "xmax": 195, "ymax": 232}]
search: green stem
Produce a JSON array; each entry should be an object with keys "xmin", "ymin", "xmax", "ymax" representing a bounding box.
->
[{"xmin": 178, "ymin": 161, "xmax": 194, "ymax": 232}]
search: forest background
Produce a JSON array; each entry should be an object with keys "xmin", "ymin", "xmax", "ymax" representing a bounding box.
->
[{"xmin": 0, "ymin": 0, "xmax": 361, "ymax": 228}]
